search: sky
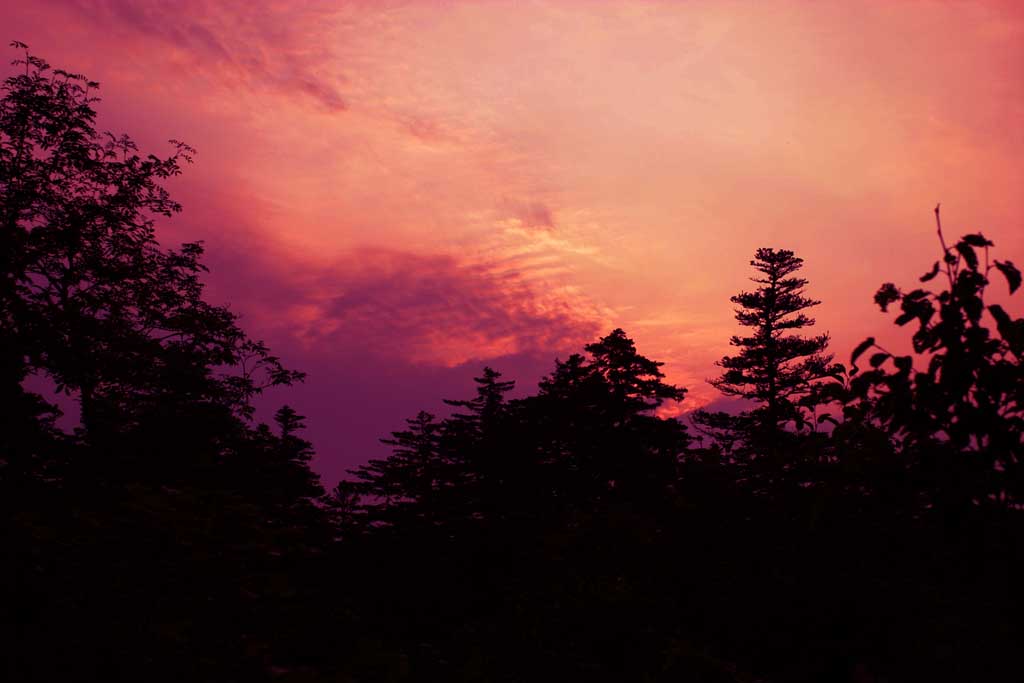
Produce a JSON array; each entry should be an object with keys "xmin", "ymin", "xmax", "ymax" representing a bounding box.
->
[{"xmin": 4, "ymin": 0, "xmax": 1023, "ymax": 484}]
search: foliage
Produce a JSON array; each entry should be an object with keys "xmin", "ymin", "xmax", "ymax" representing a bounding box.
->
[
  {"xmin": 847, "ymin": 205, "xmax": 1024, "ymax": 507},
  {"xmin": 2, "ymin": 45, "xmax": 324, "ymax": 682},
  {"xmin": 0, "ymin": 41, "xmax": 301, "ymax": 442}
]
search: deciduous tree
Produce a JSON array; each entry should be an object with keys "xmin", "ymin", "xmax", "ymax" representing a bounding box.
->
[
  {"xmin": 848, "ymin": 206, "xmax": 1024, "ymax": 508},
  {"xmin": 0, "ymin": 42, "xmax": 300, "ymax": 443}
]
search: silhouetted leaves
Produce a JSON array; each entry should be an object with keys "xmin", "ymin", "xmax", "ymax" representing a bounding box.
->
[
  {"xmin": 961, "ymin": 233, "xmax": 993, "ymax": 248},
  {"xmin": 956, "ymin": 241, "xmax": 979, "ymax": 270},
  {"xmin": 920, "ymin": 261, "xmax": 941, "ymax": 282},
  {"xmin": 850, "ymin": 337, "xmax": 875, "ymax": 374},
  {"xmin": 868, "ymin": 352, "xmax": 889, "ymax": 368},
  {"xmin": 846, "ymin": 207, "xmax": 1024, "ymax": 509},
  {"xmin": 994, "ymin": 260, "xmax": 1021, "ymax": 294},
  {"xmin": 874, "ymin": 283, "xmax": 900, "ymax": 311}
]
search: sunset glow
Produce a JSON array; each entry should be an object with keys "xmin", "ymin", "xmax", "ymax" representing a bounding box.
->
[{"xmin": 7, "ymin": 0, "xmax": 1022, "ymax": 481}]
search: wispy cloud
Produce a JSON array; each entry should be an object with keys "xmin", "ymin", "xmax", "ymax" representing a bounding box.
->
[
  {"xmin": 502, "ymin": 198, "xmax": 556, "ymax": 231},
  {"xmin": 58, "ymin": 0, "xmax": 349, "ymax": 111},
  {"xmin": 291, "ymin": 247, "xmax": 607, "ymax": 367}
]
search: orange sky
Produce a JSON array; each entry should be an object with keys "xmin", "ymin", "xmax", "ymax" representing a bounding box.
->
[{"xmin": 5, "ymin": 1, "xmax": 1023, "ymax": 478}]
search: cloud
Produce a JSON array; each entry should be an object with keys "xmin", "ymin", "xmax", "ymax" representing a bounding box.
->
[
  {"xmin": 298, "ymin": 247, "xmax": 606, "ymax": 367},
  {"xmin": 179, "ymin": 204, "xmax": 607, "ymax": 373},
  {"xmin": 503, "ymin": 198, "xmax": 556, "ymax": 231},
  {"xmin": 57, "ymin": 0, "xmax": 349, "ymax": 112}
]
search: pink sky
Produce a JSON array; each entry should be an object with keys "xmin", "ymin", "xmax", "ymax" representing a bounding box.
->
[{"xmin": 5, "ymin": 1, "xmax": 1023, "ymax": 482}]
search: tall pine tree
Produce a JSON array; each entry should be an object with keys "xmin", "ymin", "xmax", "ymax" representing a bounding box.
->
[{"xmin": 695, "ymin": 248, "xmax": 837, "ymax": 457}]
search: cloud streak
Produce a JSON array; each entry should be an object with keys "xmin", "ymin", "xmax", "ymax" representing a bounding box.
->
[
  {"xmin": 288, "ymin": 247, "xmax": 606, "ymax": 367},
  {"xmin": 58, "ymin": 0, "xmax": 350, "ymax": 111}
]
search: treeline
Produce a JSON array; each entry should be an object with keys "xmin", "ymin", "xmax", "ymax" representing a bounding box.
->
[{"xmin": 3, "ymin": 46, "xmax": 1022, "ymax": 683}]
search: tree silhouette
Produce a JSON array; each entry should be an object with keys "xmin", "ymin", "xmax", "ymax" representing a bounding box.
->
[
  {"xmin": 346, "ymin": 410, "xmax": 443, "ymax": 528},
  {"xmin": 2, "ymin": 45, "xmax": 326, "ymax": 682},
  {"xmin": 694, "ymin": 248, "xmax": 838, "ymax": 458},
  {"xmin": 234, "ymin": 406, "xmax": 327, "ymax": 532},
  {"xmin": 534, "ymin": 329, "xmax": 689, "ymax": 503},
  {"xmin": 0, "ymin": 42, "xmax": 300, "ymax": 445},
  {"xmin": 444, "ymin": 366, "xmax": 516, "ymax": 434},
  {"xmin": 848, "ymin": 205, "xmax": 1024, "ymax": 509},
  {"xmin": 340, "ymin": 331, "xmax": 689, "ymax": 531}
]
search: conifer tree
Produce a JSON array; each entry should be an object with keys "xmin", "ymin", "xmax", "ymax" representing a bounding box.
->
[
  {"xmin": 265, "ymin": 406, "xmax": 325, "ymax": 510},
  {"xmin": 695, "ymin": 248, "xmax": 837, "ymax": 456},
  {"xmin": 364, "ymin": 410, "xmax": 442, "ymax": 525},
  {"xmin": 534, "ymin": 329, "xmax": 689, "ymax": 502},
  {"xmin": 585, "ymin": 328, "xmax": 687, "ymax": 411},
  {"xmin": 443, "ymin": 366, "xmax": 516, "ymax": 439}
]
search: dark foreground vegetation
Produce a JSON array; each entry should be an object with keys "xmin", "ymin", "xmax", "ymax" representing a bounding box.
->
[{"xmin": 3, "ymin": 45, "xmax": 1022, "ymax": 682}]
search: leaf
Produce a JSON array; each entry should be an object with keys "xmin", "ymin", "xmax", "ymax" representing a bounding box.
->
[
  {"xmin": 869, "ymin": 352, "xmax": 889, "ymax": 368},
  {"xmin": 850, "ymin": 337, "xmax": 875, "ymax": 374},
  {"xmin": 961, "ymin": 233, "xmax": 993, "ymax": 247},
  {"xmin": 956, "ymin": 242, "xmax": 978, "ymax": 270},
  {"xmin": 893, "ymin": 356, "xmax": 913, "ymax": 374},
  {"xmin": 989, "ymin": 304, "xmax": 1011, "ymax": 328},
  {"xmin": 995, "ymin": 260, "xmax": 1021, "ymax": 294},
  {"xmin": 894, "ymin": 312, "xmax": 915, "ymax": 326},
  {"xmin": 873, "ymin": 284, "xmax": 900, "ymax": 312},
  {"xmin": 964, "ymin": 296, "xmax": 984, "ymax": 323},
  {"xmin": 988, "ymin": 304, "xmax": 1022, "ymax": 351},
  {"xmin": 919, "ymin": 261, "xmax": 940, "ymax": 282}
]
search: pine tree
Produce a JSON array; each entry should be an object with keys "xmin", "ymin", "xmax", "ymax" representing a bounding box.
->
[
  {"xmin": 267, "ymin": 406, "xmax": 325, "ymax": 509},
  {"xmin": 696, "ymin": 248, "xmax": 837, "ymax": 456},
  {"xmin": 443, "ymin": 366, "xmax": 516, "ymax": 439},
  {"xmin": 344, "ymin": 370, "xmax": 516, "ymax": 529},
  {"xmin": 585, "ymin": 328, "xmax": 687, "ymax": 412},
  {"xmin": 346, "ymin": 425, "xmax": 425, "ymax": 528},
  {"xmin": 440, "ymin": 367, "xmax": 515, "ymax": 521},
  {"xmin": 534, "ymin": 329, "xmax": 689, "ymax": 503}
]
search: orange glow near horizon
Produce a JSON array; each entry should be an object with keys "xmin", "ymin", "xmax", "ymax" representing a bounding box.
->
[{"xmin": 5, "ymin": 1, "xmax": 1022, "ymax": 477}]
